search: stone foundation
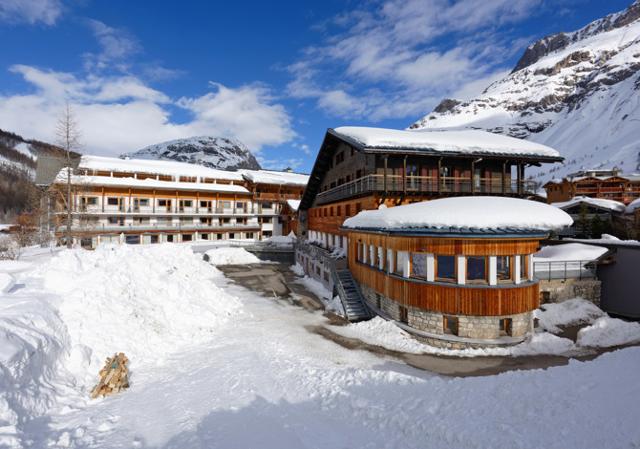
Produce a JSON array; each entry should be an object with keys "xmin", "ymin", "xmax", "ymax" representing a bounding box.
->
[
  {"xmin": 359, "ymin": 282, "xmax": 532, "ymax": 349},
  {"xmin": 538, "ymin": 279, "xmax": 601, "ymax": 306}
]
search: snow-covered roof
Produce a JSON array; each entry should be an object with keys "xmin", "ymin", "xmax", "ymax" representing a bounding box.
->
[
  {"xmin": 551, "ymin": 196, "xmax": 626, "ymax": 213},
  {"xmin": 626, "ymin": 198, "xmax": 640, "ymax": 214},
  {"xmin": 240, "ymin": 169, "xmax": 309, "ymax": 186},
  {"xmin": 533, "ymin": 243, "xmax": 608, "ymax": 263},
  {"xmin": 286, "ymin": 199, "xmax": 301, "ymax": 211},
  {"xmin": 331, "ymin": 127, "xmax": 561, "ymax": 159},
  {"xmin": 55, "ymin": 171, "xmax": 250, "ymax": 194},
  {"xmin": 343, "ymin": 197, "xmax": 573, "ymax": 233},
  {"xmin": 79, "ymin": 155, "xmax": 245, "ymax": 181}
]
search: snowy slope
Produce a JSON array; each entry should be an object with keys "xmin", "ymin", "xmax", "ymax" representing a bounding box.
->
[
  {"xmin": 122, "ymin": 136, "xmax": 262, "ymax": 171},
  {"xmin": 411, "ymin": 1, "xmax": 640, "ymax": 183}
]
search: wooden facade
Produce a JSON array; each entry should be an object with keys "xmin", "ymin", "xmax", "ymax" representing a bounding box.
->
[{"xmin": 347, "ymin": 231, "xmax": 541, "ymax": 317}]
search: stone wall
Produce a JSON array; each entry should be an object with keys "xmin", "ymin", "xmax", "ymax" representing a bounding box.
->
[
  {"xmin": 539, "ymin": 278, "xmax": 601, "ymax": 306},
  {"xmin": 359, "ymin": 281, "xmax": 533, "ymax": 348}
]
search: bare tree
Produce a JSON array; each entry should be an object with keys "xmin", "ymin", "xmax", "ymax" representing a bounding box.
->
[{"xmin": 55, "ymin": 103, "xmax": 81, "ymax": 248}]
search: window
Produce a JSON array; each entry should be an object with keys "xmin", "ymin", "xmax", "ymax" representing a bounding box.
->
[
  {"xmin": 335, "ymin": 151, "xmax": 345, "ymax": 164},
  {"xmin": 499, "ymin": 318, "xmax": 513, "ymax": 336},
  {"xmin": 167, "ymin": 234, "xmax": 174, "ymax": 243},
  {"xmin": 262, "ymin": 202, "xmax": 273, "ymax": 209},
  {"xmin": 82, "ymin": 197, "xmax": 98, "ymax": 205},
  {"xmin": 357, "ymin": 241, "xmax": 363, "ymax": 262},
  {"xmin": 216, "ymin": 233, "xmax": 223, "ymax": 240},
  {"xmin": 201, "ymin": 233, "xmax": 209, "ymax": 240},
  {"xmin": 108, "ymin": 217, "xmax": 124, "ymax": 226},
  {"xmin": 436, "ymin": 255, "xmax": 455, "ymax": 281},
  {"xmin": 236, "ymin": 202, "xmax": 245, "ymax": 209},
  {"xmin": 411, "ymin": 253, "xmax": 428, "ymax": 279},
  {"xmin": 179, "ymin": 200, "xmax": 192, "ymax": 208},
  {"xmin": 107, "ymin": 197, "xmax": 119, "ymax": 206},
  {"xmin": 337, "ymin": 205, "xmax": 342, "ymax": 216},
  {"xmin": 394, "ymin": 251, "xmax": 403, "ymax": 276},
  {"xmin": 519, "ymin": 255, "xmax": 528, "ymax": 279},
  {"xmin": 246, "ymin": 232, "xmax": 254, "ymax": 239},
  {"xmin": 387, "ymin": 249, "xmax": 394, "ymax": 274},
  {"xmin": 443, "ymin": 316, "xmax": 459, "ymax": 335},
  {"xmin": 150, "ymin": 235, "xmax": 159, "ymax": 244},
  {"xmin": 229, "ymin": 233, "xmax": 235, "ymax": 239},
  {"xmin": 125, "ymin": 235, "xmax": 141, "ymax": 245},
  {"xmin": 138, "ymin": 198, "xmax": 149, "ymax": 207},
  {"xmin": 377, "ymin": 247, "xmax": 385, "ymax": 270},
  {"xmin": 399, "ymin": 306, "xmax": 408, "ymax": 324},
  {"xmin": 158, "ymin": 199, "xmax": 171, "ymax": 207},
  {"xmin": 345, "ymin": 204, "xmax": 351, "ymax": 216},
  {"xmin": 369, "ymin": 245, "xmax": 376, "ymax": 267},
  {"xmin": 467, "ymin": 256, "xmax": 487, "ymax": 282},
  {"xmin": 182, "ymin": 234, "xmax": 193, "ymax": 242},
  {"xmin": 497, "ymin": 256, "xmax": 512, "ymax": 281},
  {"xmin": 200, "ymin": 200, "xmax": 209, "ymax": 208}
]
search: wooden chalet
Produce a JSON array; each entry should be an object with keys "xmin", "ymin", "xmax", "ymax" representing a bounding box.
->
[{"xmin": 544, "ymin": 169, "xmax": 640, "ymax": 205}]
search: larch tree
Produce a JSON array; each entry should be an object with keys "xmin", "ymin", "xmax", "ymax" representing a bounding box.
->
[{"xmin": 55, "ymin": 103, "xmax": 81, "ymax": 249}]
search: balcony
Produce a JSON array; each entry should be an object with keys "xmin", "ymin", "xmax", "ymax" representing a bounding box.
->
[
  {"xmin": 59, "ymin": 222, "xmax": 261, "ymax": 233},
  {"xmin": 316, "ymin": 174, "xmax": 537, "ymax": 205}
]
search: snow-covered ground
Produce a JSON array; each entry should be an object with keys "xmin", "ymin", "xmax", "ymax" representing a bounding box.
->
[
  {"xmin": 204, "ymin": 246, "xmax": 261, "ymax": 265},
  {"xmin": 1, "ymin": 245, "xmax": 639, "ymax": 448}
]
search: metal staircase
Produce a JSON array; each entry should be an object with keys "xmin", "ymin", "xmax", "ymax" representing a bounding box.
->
[{"xmin": 333, "ymin": 269, "xmax": 371, "ymax": 322}]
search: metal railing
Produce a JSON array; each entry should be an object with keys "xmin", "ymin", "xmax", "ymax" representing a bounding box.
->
[
  {"xmin": 533, "ymin": 260, "xmax": 597, "ymax": 281},
  {"xmin": 316, "ymin": 174, "xmax": 537, "ymax": 204},
  {"xmin": 58, "ymin": 223, "xmax": 261, "ymax": 232}
]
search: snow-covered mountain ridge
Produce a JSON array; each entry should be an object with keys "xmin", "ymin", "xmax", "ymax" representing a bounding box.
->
[
  {"xmin": 411, "ymin": 1, "xmax": 640, "ymax": 183},
  {"xmin": 122, "ymin": 136, "xmax": 261, "ymax": 171}
]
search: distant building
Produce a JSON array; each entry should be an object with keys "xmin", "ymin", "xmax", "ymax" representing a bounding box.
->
[
  {"xmin": 37, "ymin": 155, "xmax": 308, "ymax": 248},
  {"xmin": 551, "ymin": 196, "xmax": 626, "ymax": 238},
  {"xmin": 544, "ymin": 168, "xmax": 640, "ymax": 205}
]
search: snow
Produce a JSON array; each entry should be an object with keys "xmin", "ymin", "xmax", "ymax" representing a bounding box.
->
[
  {"xmin": 263, "ymin": 233, "xmax": 296, "ymax": 245},
  {"xmin": 535, "ymin": 298, "xmax": 605, "ymax": 333},
  {"xmin": 551, "ymin": 196, "xmax": 627, "ymax": 213},
  {"xmin": 240, "ymin": 169, "xmax": 309, "ymax": 186},
  {"xmin": 410, "ymin": 3, "xmax": 640, "ymax": 183},
  {"xmin": 333, "ymin": 126, "xmax": 561, "ymax": 158},
  {"xmin": 123, "ymin": 136, "xmax": 257, "ymax": 172},
  {"xmin": 286, "ymin": 199, "xmax": 301, "ymax": 211},
  {"xmin": 13, "ymin": 142, "xmax": 34, "ymax": 160},
  {"xmin": 80, "ymin": 155, "xmax": 245, "ymax": 181},
  {"xmin": 0, "ymin": 224, "xmax": 12, "ymax": 231},
  {"xmin": 566, "ymin": 236, "xmax": 640, "ymax": 247},
  {"xmin": 204, "ymin": 247, "xmax": 261, "ymax": 265},
  {"xmin": 343, "ymin": 196, "xmax": 573, "ymax": 231},
  {"xmin": 0, "ymin": 273, "xmax": 13, "ymax": 292},
  {"xmin": 626, "ymin": 198, "xmax": 640, "ymax": 214},
  {"xmin": 533, "ymin": 243, "xmax": 608, "ymax": 263},
  {"xmin": 55, "ymin": 171, "xmax": 250, "ymax": 193},
  {"xmin": 577, "ymin": 317, "xmax": 640, "ymax": 348},
  {"xmin": 1, "ymin": 246, "xmax": 640, "ymax": 448},
  {"xmin": 292, "ymin": 269, "xmax": 345, "ymax": 316}
]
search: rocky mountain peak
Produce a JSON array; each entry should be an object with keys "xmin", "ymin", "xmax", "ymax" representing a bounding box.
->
[{"xmin": 121, "ymin": 136, "xmax": 261, "ymax": 171}]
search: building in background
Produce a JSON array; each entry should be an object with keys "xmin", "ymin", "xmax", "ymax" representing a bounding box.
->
[
  {"xmin": 37, "ymin": 155, "xmax": 308, "ymax": 248},
  {"xmin": 550, "ymin": 196, "xmax": 627, "ymax": 238},
  {"xmin": 544, "ymin": 169, "xmax": 640, "ymax": 205}
]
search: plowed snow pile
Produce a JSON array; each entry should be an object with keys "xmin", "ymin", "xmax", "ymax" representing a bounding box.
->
[
  {"xmin": 0, "ymin": 244, "xmax": 243, "ymax": 447},
  {"xmin": 37, "ymin": 244, "xmax": 243, "ymax": 378}
]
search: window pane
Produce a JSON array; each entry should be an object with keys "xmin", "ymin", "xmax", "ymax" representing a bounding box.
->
[
  {"xmin": 520, "ymin": 255, "xmax": 527, "ymax": 279},
  {"xmin": 394, "ymin": 252, "xmax": 403, "ymax": 275},
  {"xmin": 467, "ymin": 256, "xmax": 486, "ymax": 281},
  {"xmin": 437, "ymin": 255, "xmax": 455, "ymax": 280},
  {"xmin": 411, "ymin": 253, "xmax": 428, "ymax": 279},
  {"xmin": 497, "ymin": 256, "xmax": 511, "ymax": 280}
]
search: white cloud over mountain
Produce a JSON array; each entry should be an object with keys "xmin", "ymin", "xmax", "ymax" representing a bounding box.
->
[
  {"xmin": 0, "ymin": 65, "xmax": 295, "ymax": 156},
  {"xmin": 287, "ymin": 0, "xmax": 547, "ymax": 122}
]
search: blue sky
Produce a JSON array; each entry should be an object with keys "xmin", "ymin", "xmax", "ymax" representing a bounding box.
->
[{"xmin": 0, "ymin": 0, "xmax": 632, "ymax": 171}]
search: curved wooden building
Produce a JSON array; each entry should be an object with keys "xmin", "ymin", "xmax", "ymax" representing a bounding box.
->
[{"xmin": 342, "ymin": 197, "xmax": 573, "ymax": 349}]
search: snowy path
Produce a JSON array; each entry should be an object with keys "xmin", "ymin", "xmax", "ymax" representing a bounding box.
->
[
  {"xmin": 1, "ymin": 246, "xmax": 639, "ymax": 449},
  {"xmin": 42, "ymin": 282, "xmax": 640, "ymax": 449}
]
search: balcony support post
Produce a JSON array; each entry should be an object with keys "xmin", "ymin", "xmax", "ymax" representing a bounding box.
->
[
  {"xmin": 502, "ymin": 162, "xmax": 507, "ymax": 195},
  {"xmin": 383, "ymin": 156, "xmax": 388, "ymax": 195},
  {"xmin": 470, "ymin": 159, "xmax": 475, "ymax": 195},
  {"xmin": 402, "ymin": 155, "xmax": 407, "ymax": 197},
  {"xmin": 437, "ymin": 158, "xmax": 442, "ymax": 195}
]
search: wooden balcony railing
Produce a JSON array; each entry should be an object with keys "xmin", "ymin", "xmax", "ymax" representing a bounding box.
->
[{"xmin": 316, "ymin": 175, "xmax": 537, "ymax": 205}]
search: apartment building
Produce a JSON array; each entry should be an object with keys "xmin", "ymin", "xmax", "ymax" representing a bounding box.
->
[
  {"xmin": 40, "ymin": 155, "xmax": 308, "ymax": 248},
  {"xmin": 544, "ymin": 168, "xmax": 640, "ymax": 205}
]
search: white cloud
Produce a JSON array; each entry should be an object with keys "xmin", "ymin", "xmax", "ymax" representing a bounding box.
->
[
  {"xmin": 0, "ymin": 0, "xmax": 63, "ymax": 25},
  {"xmin": 288, "ymin": 0, "xmax": 543, "ymax": 122},
  {"xmin": 0, "ymin": 65, "xmax": 295, "ymax": 156}
]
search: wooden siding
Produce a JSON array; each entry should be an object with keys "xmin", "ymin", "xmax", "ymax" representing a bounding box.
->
[
  {"xmin": 347, "ymin": 232, "xmax": 540, "ymax": 316},
  {"xmin": 351, "ymin": 260, "xmax": 539, "ymax": 316},
  {"xmin": 348, "ymin": 231, "xmax": 541, "ymax": 256}
]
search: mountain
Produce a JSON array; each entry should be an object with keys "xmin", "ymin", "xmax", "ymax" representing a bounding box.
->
[
  {"xmin": 122, "ymin": 136, "xmax": 261, "ymax": 171},
  {"xmin": 0, "ymin": 129, "xmax": 68, "ymax": 221},
  {"xmin": 410, "ymin": 0, "xmax": 640, "ymax": 183}
]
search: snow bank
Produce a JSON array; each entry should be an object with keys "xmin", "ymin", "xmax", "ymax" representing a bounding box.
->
[
  {"xmin": 263, "ymin": 233, "xmax": 296, "ymax": 245},
  {"xmin": 0, "ymin": 272, "xmax": 13, "ymax": 292},
  {"xmin": 552, "ymin": 196, "xmax": 627, "ymax": 213},
  {"xmin": 535, "ymin": 298, "xmax": 605, "ymax": 333},
  {"xmin": 343, "ymin": 196, "xmax": 573, "ymax": 231},
  {"xmin": 331, "ymin": 317, "xmax": 578, "ymax": 357},
  {"xmin": 293, "ymin": 273, "xmax": 345, "ymax": 316},
  {"xmin": 35, "ymin": 245, "xmax": 243, "ymax": 380},
  {"xmin": 533, "ymin": 243, "xmax": 607, "ymax": 263},
  {"xmin": 577, "ymin": 317, "xmax": 640, "ymax": 348},
  {"xmin": 332, "ymin": 126, "xmax": 560, "ymax": 157},
  {"xmin": 204, "ymin": 247, "xmax": 261, "ymax": 265}
]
